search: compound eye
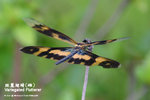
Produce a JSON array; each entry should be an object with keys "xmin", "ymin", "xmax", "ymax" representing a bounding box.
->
[{"xmin": 82, "ymin": 39, "xmax": 88, "ymax": 43}]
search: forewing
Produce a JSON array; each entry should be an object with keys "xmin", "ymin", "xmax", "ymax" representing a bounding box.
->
[
  {"xmin": 24, "ymin": 18, "xmax": 77, "ymax": 45},
  {"xmin": 68, "ymin": 50, "xmax": 120, "ymax": 68},
  {"xmin": 91, "ymin": 37, "xmax": 129, "ymax": 45},
  {"xmin": 20, "ymin": 46, "xmax": 74, "ymax": 61}
]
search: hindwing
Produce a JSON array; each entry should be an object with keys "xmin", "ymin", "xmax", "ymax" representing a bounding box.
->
[
  {"xmin": 20, "ymin": 46, "xmax": 74, "ymax": 61},
  {"xmin": 20, "ymin": 46, "xmax": 120, "ymax": 68},
  {"xmin": 68, "ymin": 50, "xmax": 120, "ymax": 68}
]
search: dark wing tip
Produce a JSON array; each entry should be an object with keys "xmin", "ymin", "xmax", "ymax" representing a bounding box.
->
[
  {"xmin": 20, "ymin": 46, "xmax": 39, "ymax": 54},
  {"xmin": 99, "ymin": 61, "xmax": 120, "ymax": 68}
]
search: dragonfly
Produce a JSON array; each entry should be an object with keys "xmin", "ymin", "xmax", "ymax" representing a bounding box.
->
[{"xmin": 20, "ymin": 18, "xmax": 128, "ymax": 68}]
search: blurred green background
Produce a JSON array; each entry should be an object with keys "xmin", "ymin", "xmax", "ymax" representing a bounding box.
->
[{"xmin": 1, "ymin": 0, "xmax": 150, "ymax": 100}]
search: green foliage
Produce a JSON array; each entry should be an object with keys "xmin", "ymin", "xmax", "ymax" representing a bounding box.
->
[{"xmin": 13, "ymin": 26, "xmax": 37, "ymax": 45}]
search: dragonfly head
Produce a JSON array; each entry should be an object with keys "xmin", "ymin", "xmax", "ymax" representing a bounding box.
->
[
  {"xmin": 75, "ymin": 39, "xmax": 93, "ymax": 51},
  {"xmin": 82, "ymin": 38, "xmax": 92, "ymax": 44},
  {"xmin": 81, "ymin": 38, "xmax": 93, "ymax": 51}
]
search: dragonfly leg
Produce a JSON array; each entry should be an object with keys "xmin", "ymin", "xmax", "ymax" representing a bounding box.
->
[{"xmin": 55, "ymin": 50, "xmax": 79, "ymax": 65}]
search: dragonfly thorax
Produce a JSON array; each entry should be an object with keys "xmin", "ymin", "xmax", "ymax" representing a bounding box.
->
[{"xmin": 75, "ymin": 39, "xmax": 93, "ymax": 51}]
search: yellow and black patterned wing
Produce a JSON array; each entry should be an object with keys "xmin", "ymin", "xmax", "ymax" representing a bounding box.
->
[
  {"xmin": 68, "ymin": 50, "xmax": 120, "ymax": 68},
  {"xmin": 20, "ymin": 46, "xmax": 74, "ymax": 61},
  {"xmin": 20, "ymin": 46, "xmax": 120, "ymax": 68},
  {"xmin": 90, "ymin": 37, "xmax": 129, "ymax": 45},
  {"xmin": 24, "ymin": 18, "xmax": 77, "ymax": 45}
]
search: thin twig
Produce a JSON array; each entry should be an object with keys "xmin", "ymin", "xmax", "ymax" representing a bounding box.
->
[
  {"xmin": 82, "ymin": 66, "xmax": 90, "ymax": 100},
  {"xmin": 13, "ymin": 41, "xmax": 21, "ymax": 100},
  {"xmin": 13, "ymin": 42, "xmax": 21, "ymax": 82},
  {"xmin": 0, "ymin": 87, "xmax": 4, "ymax": 100},
  {"xmin": 81, "ymin": 39, "xmax": 93, "ymax": 100},
  {"xmin": 32, "ymin": 64, "xmax": 69, "ymax": 100},
  {"xmin": 126, "ymin": 61, "xmax": 148, "ymax": 100},
  {"xmin": 93, "ymin": 0, "xmax": 130, "ymax": 39},
  {"xmin": 39, "ymin": 64, "xmax": 68, "ymax": 86},
  {"xmin": 75, "ymin": 0, "xmax": 99, "ymax": 41},
  {"xmin": 126, "ymin": 85, "xmax": 148, "ymax": 100}
]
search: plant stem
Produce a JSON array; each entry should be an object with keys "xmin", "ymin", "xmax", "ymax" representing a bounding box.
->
[
  {"xmin": 93, "ymin": 0, "xmax": 130, "ymax": 39},
  {"xmin": 13, "ymin": 41, "xmax": 21, "ymax": 100},
  {"xmin": 82, "ymin": 66, "xmax": 90, "ymax": 100}
]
